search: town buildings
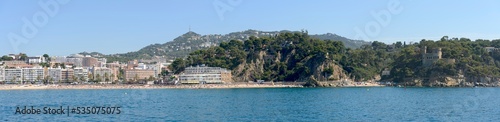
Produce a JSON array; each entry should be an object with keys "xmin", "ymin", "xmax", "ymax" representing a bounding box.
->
[
  {"xmin": 4, "ymin": 68, "xmax": 22, "ymax": 82},
  {"xmin": 106, "ymin": 62, "xmax": 121, "ymax": 81},
  {"xmin": 122, "ymin": 59, "xmax": 161, "ymax": 82},
  {"xmin": 91, "ymin": 67, "xmax": 113, "ymax": 83},
  {"xmin": 3, "ymin": 61, "xmax": 31, "ymax": 68},
  {"xmin": 124, "ymin": 69, "xmax": 156, "ymax": 81},
  {"xmin": 82, "ymin": 57, "xmax": 98, "ymax": 67},
  {"xmin": 26, "ymin": 56, "xmax": 46, "ymax": 64},
  {"xmin": 22, "ymin": 67, "xmax": 44, "ymax": 82},
  {"xmin": 0, "ymin": 53, "xmax": 171, "ymax": 84},
  {"xmin": 74, "ymin": 67, "xmax": 89, "ymax": 82},
  {"xmin": 61, "ymin": 69, "xmax": 74, "ymax": 82},
  {"xmin": 0, "ymin": 66, "xmax": 4, "ymax": 82},
  {"xmin": 47, "ymin": 68, "xmax": 62, "ymax": 82}
]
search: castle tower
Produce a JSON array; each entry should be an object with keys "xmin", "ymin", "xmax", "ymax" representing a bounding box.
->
[{"xmin": 422, "ymin": 46, "xmax": 427, "ymax": 60}]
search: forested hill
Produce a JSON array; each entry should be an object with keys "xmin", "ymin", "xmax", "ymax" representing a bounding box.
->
[
  {"xmin": 80, "ymin": 30, "xmax": 368, "ymax": 62},
  {"xmin": 170, "ymin": 32, "xmax": 500, "ymax": 87},
  {"xmin": 310, "ymin": 33, "xmax": 367, "ymax": 50}
]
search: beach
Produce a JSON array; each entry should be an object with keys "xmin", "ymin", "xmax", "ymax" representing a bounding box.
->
[{"xmin": 0, "ymin": 83, "xmax": 304, "ymax": 90}]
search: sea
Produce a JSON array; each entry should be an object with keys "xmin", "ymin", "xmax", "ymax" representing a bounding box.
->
[{"xmin": 0, "ymin": 87, "xmax": 499, "ymax": 121}]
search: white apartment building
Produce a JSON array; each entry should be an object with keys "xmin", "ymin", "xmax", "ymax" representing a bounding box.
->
[
  {"xmin": 179, "ymin": 65, "xmax": 232, "ymax": 84},
  {"xmin": 74, "ymin": 67, "xmax": 89, "ymax": 82},
  {"xmin": 22, "ymin": 67, "xmax": 44, "ymax": 82},
  {"xmin": 92, "ymin": 67, "xmax": 113, "ymax": 82},
  {"xmin": 48, "ymin": 68, "xmax": 62, "ymax": 82},
  {"xmin": 26, "ymin": 56, "xmax": 46, "ymax": 64},
  {"xmin": 4, "ymin": 68, "xmax": 22, "ymax": 82},
  {"xmin": 0, "ymin": 66, "xmax": 4, "ymax": 82}
]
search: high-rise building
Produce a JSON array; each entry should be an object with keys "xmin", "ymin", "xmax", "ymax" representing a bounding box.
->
[
  {"xmin": 4, "ymin": 68, "xmax": 22, "ymax": 82},
  {"xmin": 82, "ymin": 57, "xmax": 98, "ymax": 67},
  {"xmin": 61, "ymin": 69, "xmax": 74, "ymax": 82},
  {"xmin": 22, "ymin": 67, "xmax": 44, "ymax": 82},
  {"xmin": 48, "ymin": 68, "xmax": 62, "ymax": 82},
  {"xmin": 106, "ymin": 62, "xmax": 121, "ymax": 82},
  {"xmin": 74, "ymin": 67, "xmax": 89, "ymax": 82},
  {"xmin": 92, "ymin": 67, "xmax": 113, "ymax": 82},
  {"xmin": 0, "ymin": 67, "xmax": 4, "ymax": 82}
]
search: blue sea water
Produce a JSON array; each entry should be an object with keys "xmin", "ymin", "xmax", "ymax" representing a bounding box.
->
[{"xmin": 0, "ymin": 87, "xmax": 499, "ymax": 121}]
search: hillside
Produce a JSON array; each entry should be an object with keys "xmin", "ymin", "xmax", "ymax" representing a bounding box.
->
[
  {"xmin": 169, "ymin": 31, "xmax": 382, "ymax": 86},
  {"xmin": 170, "ymin": 32, "xmax": 500, "ymax": 87},
  {"xmin": 310, "ymin": 33, "xmax": 367, "ymax": 49},
  {"xmin": 80, "ymin": 30, "xmax": 368, "ymax": 62}
]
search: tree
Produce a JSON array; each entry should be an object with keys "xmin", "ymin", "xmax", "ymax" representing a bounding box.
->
[
  {"xmin": 43, "ymin": 54, "xmax": 50, "ymax": 62},
  {"xmin": 395, "ymin": 41, "xmax": 402, "ymax": 48},
  {"xmin": 148, "ymin": 75, "xmax": 155, "ymax": 81},
  {"xmin": 104, "ymin": 73, "xmax": 109, "ymax": 83},
  {"xmin": 169, "ymin": 58, "xmax": 186, "ymax": 74},
  {"xmin": 80, "ymin": 76, "xmax": 86, "ymax": 84},
  {"xmin": 88, "ymin": 74, "xmax": 94, "ymax": 82},
  {"xmin": 36, "ymin": 75, "xmax": 41, "ymax": 83},
  {"xmin": 0, "ymin": 55, "xmax": 13, "ymax": 61},
  {"xmin": 43, "ymin": 76, "xmax": 49, "ymax": 84},
  {"xmin": 13, "ymin": 77, "xmax": 17, "ymax": 84},
  {"xmin": 161, "ymin": 70, "xmax": 169, "ymax": 76},
  {"xmin": 49, "ymin": 77, "xmax": 54, "ymax": 84},
  {"xmin": 134, "ymin": 74, "xmax": 139, "ymax": 82},
  {"xmin": 22, "ymin": 76, "xmax": 26, "ymax": 84},
  {"xmin": 110, "ymin": 74, "xmax": 115, "ymax": 82},
  {"xmin": 19, "ymin": 53, "xmax": 28, "ymax": 61},
  {"xmin": 72, "ymin": 76, "xmax": 78, "ymax": 83},
  {"xmin": 60, "ymin": 63, "xmax": 66, "ymax": 69},
  {"xmin": 371, "ymin": 41, "xmax": 387, "ymax": 50},
  {"xmin": 96, "ymin": 74, "xmax": 102, "ymax": 83}
]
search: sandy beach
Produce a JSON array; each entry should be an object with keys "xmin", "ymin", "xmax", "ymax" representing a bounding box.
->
[
  {"xmin": 0, "ymin": 84, "xmax": 304, "ymax": 90},
  {"xmin": 0, "ymin": 81, "xmax": 389, "ymax": 90}
]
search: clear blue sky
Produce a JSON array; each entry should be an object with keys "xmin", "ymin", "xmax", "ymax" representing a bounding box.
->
[{"xmin": 1, "ymin": 0, "xmax": 499, "ymax": 56}]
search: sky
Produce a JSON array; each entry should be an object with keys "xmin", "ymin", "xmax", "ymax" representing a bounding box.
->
[{"xmin": 1, "ymin": 0, "xmax": 499, "ymax": 56}]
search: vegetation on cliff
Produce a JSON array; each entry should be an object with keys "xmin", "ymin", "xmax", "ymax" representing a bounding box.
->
[
  {"xmin": 389, "ymin": 37, "xmax": 500, "ymax": 83},
  {"xmin": 170, "ymin": 32, "xmax": 380, "ymax": 82},
  {"xmin": 170, "ymin": 32, "xmax": 500, "ymax": 84}
]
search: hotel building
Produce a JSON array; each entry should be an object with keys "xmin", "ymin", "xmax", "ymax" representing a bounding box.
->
[
  {"xmin": 124, "ymin": 69, "xmax": 156, "ymax": 81},
  {"xmin": 179, "ymin": 65, "xmax": 232, "ymax": 84}
]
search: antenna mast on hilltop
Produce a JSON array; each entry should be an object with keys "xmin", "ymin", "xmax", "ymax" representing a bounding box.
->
[{"xmin": 189, "ymin": 25, "xmax": 191, "ymax": 32}]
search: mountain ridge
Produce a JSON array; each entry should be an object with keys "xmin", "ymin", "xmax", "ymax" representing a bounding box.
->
[{"xmin": 80, "ymin": 30, "xmax": 369, "ymax": 62}]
